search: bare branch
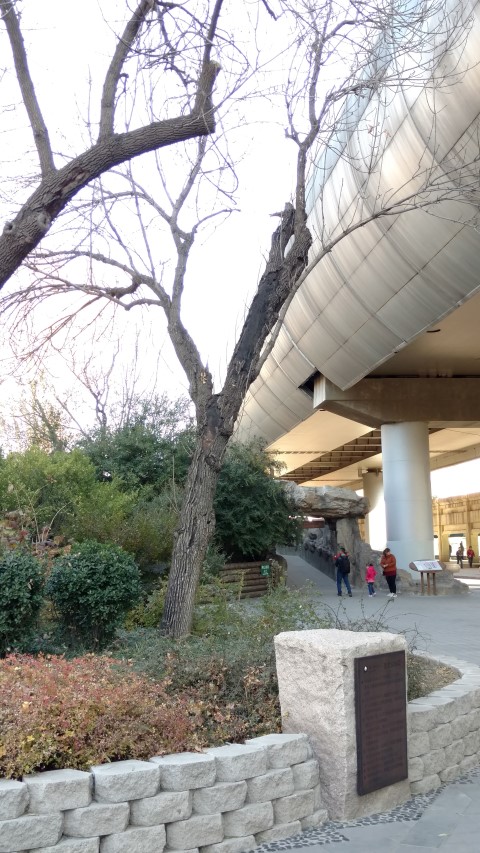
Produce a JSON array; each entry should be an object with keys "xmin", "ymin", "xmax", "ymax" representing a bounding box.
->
[
  {"xmin": 99, "ymin": 0, "xmax": 156, "ymax": 139},
  {"xmin": 0, "ymin": 0, "xmax": 55, "ymax": 175}
]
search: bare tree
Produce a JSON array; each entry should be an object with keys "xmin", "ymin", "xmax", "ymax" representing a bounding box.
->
[
  {"xmin": 0, "ymin": 0, "xmax": 227, "ymax": 288},
  {"xmin": 1, "ymin": 0, "xmax": 479, "ymax": 636}
]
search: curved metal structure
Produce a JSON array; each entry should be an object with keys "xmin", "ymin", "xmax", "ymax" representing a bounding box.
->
[{"xmin": 237, "ymin": 1, "xmax": 480, "ymax": 489}]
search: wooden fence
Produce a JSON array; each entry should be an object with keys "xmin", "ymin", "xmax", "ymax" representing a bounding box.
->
[{"xmin": 219, "ymin": 560, "xmax": 283, "ymax": 598}]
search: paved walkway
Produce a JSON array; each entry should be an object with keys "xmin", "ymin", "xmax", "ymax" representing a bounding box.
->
[{"xmin": 265, "ymin": 552, "xmax": 480, "ymax": 852}]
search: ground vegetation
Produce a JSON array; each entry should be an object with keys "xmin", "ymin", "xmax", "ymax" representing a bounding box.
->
[{"xmin": 0, "ymin": 582, "xmax": 459, "ymax": 779}]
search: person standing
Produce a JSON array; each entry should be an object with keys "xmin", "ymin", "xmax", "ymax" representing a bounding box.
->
[
  {"xmin": 380, "ymin": 547, "xmax": 397, "ymax": 598},
  {"xmin": 335, "ymin": 547, "xmax": 352, "ymax": 597},
  {"xmin": 365, "ymin": 562, "xmax": 377, "ymax": 597},
  {"xmin": 467, "ymin": 545, "xmax": 475, "ymax": 568}
]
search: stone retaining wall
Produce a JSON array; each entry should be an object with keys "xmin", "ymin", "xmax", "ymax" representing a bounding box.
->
[
  {"xmin": 408, "ymin": 653, "xmax": 480, "ymax": 793},
  {"xmin": 3, "ymin": 653, "xmax": 480, "ymax": 851},
  {"xmin": 0, "ymin": 734, "xmax": 327, "ymax": 853}
]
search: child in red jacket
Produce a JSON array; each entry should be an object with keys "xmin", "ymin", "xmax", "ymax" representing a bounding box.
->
[{"xmin": 366, "ymin": 562, "xmax": 377, "ymax": 597}]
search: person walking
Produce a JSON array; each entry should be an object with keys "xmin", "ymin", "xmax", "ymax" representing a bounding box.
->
[
  {"xmin": 380, "ymin": 547, "xmax": 397, "ymax": 598},
  {"xmin": 335, "ymin": 547, "xmax": 352, "ymax": 597},
  {"xmin": 467, "ymin": 545, "xmax": 475, "ymax": 568},
  {"xmin": 456, "ymin": 546, "xmax": 464, "ymax": 569},
  {"xmin": 365, "ymin": 561, "xmax": 377, "ymax": 597}
]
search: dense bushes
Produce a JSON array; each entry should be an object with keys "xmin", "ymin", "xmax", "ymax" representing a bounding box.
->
[
  {"xmin": 0, "ymin": 654, "xmax": 202, "ymax": 778},
  {"xmin": 45, "ymin": 541, "xmax": 142, "ymax": 649},
  {"xmin": 214, "ymin": 441, "xmax": 301, "ymax": 560},
  {"xmin": 0, "ymin": 444, "xmax": 180, "ymax": 569},
  {"xmin": 1, "ymin": 584, "xmax": 327, "ymax": 777},
  {"xmin": 0, "ymin": 550, "xmax": 44, "ymax": 656},
  {"xmin": 0, "ymin": 582, "xmax": 459, "ymax": 779}
]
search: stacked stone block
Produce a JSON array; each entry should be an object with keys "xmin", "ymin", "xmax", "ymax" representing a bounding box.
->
[
  {"xmin": 407, "ymin": 653, "xmax": 480, "ymax": 793},
  {"xmin": 0, "ymin": 735, "xmax": 327, "ymax": 853}
]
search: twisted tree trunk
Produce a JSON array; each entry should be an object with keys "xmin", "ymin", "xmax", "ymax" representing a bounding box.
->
[{"xmin": 161, "ymin": 205, "xmax": 312, "ymax": 637}]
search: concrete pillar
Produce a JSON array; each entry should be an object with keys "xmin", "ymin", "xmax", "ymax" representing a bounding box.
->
[
  {"xmin": 440, "ymin": 532, "xmax": 450, "ymax": 563},
  {"xmin": 362, "ymin": 470, "xmax": 386, "ymax": 550},
  {"xmin": 381, "ymin": 422, "xmax": 434, "ymax": 573}
]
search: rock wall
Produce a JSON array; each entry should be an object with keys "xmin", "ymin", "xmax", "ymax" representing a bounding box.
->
[
  {"xmin": 407, "ymin": 652, "xmax": 480, "ymax": 791},
  {"xmin": 275, "ymin": 630, "xmax": 480, "ymax": 817},
  {"xmin": 0, "ymin": 736, "xmax": 326, "ymax": 853}
]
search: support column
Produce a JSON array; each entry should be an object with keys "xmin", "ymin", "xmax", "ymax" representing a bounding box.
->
[
  {"xmin": 362, "ymin": 470, "xmax": 386, "ymax": 550},
  {"xmin": 381, "ymin": 422, "xmax": 434, "ymax": 574}
]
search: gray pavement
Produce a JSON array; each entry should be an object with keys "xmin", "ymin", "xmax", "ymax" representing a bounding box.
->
[{"xmin": 266, "ymin": 552, "xmax": 480, "ymax": 852}]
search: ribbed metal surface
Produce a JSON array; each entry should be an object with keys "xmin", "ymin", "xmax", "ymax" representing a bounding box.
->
[{"xmin": 238, "ymin": 1, "xmax": 480, "ymax": 447}]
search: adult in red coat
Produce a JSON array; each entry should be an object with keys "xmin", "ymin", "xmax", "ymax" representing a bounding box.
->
[{"xmin": 380, "ymin": 548, "xmax": 397, "ymax": 598}]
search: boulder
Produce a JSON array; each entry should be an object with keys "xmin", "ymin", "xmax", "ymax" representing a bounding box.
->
[{"xmin": 281, "ymin": 483, "xmax": 368, "ymax": 519}]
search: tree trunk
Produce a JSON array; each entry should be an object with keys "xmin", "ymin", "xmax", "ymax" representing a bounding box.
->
[{"xmin": 160, "ymin": 415, "xmax": 229, "ymax": 638}]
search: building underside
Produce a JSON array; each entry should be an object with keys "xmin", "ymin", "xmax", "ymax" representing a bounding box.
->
[{"xmin": 236, "ymin": 1, "xmax": 480, "ymax": 571}]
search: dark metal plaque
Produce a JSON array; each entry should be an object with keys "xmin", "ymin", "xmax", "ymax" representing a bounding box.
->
[{"xmin": 354, "ymin": 651, "xmax": 408, "ymax": 795}]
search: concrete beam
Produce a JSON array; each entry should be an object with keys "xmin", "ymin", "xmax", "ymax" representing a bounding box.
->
[{"xmin": 314, "ymin": 376, "xmax": 480, "ymax": 428}]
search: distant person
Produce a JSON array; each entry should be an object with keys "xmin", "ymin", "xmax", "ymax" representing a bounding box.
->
[
  {"xmin": 456, "ymin": 546, "xmax": 464, "ymax": 569},
  {"xmin": 365, "ymin": 562, "xmax": 377, "ymax": 597},
  {"xmin": 335, "ymin": 547, "xmax": 352, "ymax": 597},
  {"xmin": 448, "ymin": 543, "xmax": 452, "ymax": 560},
  {"xmin": 380, "ymin": 547, "xmax": 397, "ymax": 598},
  {"xmin": 467, "ymin": 546, "xmax": 475, "ymax": 568}
]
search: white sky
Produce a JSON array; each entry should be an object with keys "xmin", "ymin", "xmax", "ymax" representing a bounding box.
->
[{"xmin": 0, "ymin": 1, "xmax": 479, "ymax": 499}]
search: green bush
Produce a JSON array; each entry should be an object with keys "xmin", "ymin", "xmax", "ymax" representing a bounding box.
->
[
  {"xmin": 45, "ymin": 541, "xmax": 141, "ymax": 649},
  {"xmin": 0, "ymin": 448, "xmax": 99, "ymax": 539},
  {"xmin": 120, "ymin": 491, "xmax": 179, "ymax": 569},
  {"xmin": 214, "ymin": 440, "xmax": 301, "ymax": 561},
  {"xmin": 0, "ymin": 551, "xmax": 44, "ymax": 655}
]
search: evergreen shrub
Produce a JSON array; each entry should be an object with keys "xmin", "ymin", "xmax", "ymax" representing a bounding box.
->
[
  {"xmin": 0, "ymin": 550, "xmax": 44, "ymax": 655},
  {"xmin": 46, "ymin": 541, "xmax": 141, "ymax": 649},
  {"xmin": 214, "ymin": 441, "xmax": 301, "ymax": 561}
]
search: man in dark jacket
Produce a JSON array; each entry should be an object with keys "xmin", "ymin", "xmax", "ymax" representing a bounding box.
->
[{"xmin": 335, "ymin": 546, "xmax": 352, "ymax": 597}]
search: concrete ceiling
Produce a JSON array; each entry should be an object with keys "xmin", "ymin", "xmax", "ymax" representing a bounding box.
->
[{"xmin": 265, "ymin": 296, "xmax": 480, "ymax": 489}]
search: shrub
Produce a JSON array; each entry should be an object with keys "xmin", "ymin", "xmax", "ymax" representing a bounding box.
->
[
  {"xmin": 214, "ymin": 440, "xmax": 301, "ymax": 561},
  {"xmin": 117, "ymin": 584, "xmax": 329, "ymax": 745},
  {"xmin": 0, "ymin": 550, "xmax": 44, "ymax": 656},
  {"xmin": 119, "ymin": 491, "xmax": 179, "ymax": 569},
  {"xmin": 0, "ymin": 654, "xmax": 203, "ymax": 778},
  {"xmin": 45, "ymin": 541, "xmax": 141, "ymax": 649},
  {"xmin": 0, "ymin": 447, "xmax": 100, "ymax": 539}
]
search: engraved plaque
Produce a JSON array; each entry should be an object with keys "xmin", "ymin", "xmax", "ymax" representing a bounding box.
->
[{"xmin": 354, "ymin": 651, "xmax": 408, "ymax": 795}]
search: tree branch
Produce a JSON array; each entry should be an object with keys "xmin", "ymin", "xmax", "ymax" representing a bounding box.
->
[
  {"xmin": 0, "ymin": 0, "xmax": 55, "ymax": 175},
  {"xmin": 99, "ymin": 0, "xmax": 155, "ymax": 139},
  {"xmin": 0, "ymin": 102, "xmax": 220, "ymax": 289}
]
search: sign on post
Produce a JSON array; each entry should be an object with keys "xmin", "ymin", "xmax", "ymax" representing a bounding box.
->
[{"xmin": 411, "ymin": 560, "xmax": 443, "ymax": 572}]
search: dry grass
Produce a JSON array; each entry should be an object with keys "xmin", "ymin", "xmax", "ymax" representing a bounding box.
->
[{"xmin": 408, "ymin": 653, "xmax": 459, "ymax": 701}]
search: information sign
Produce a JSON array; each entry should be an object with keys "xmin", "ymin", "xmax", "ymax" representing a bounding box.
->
[
  {"xmin": 354, "ymin": 651, "xmax": 408, "ymax": 795},
  {"xmin": 411, "ymin": 560, "xmax": 443, "ymax": 572}
]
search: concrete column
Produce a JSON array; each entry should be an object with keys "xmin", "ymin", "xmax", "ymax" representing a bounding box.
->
[
  {"xmin": 362, "ymin": 470, "xmax": 386, "ymax": 550},
  {"xmin": 381, "ymin": 422, "xmax": 434, "ymax": 573},
  {"xmin": 440, "ymin": 532, "xmax": 450, "ymax": 563}
]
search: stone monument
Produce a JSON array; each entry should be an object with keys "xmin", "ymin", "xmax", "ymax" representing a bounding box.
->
[{"xmin": 274, "ymin": 628, "xmax": 410, "ymax": 820}]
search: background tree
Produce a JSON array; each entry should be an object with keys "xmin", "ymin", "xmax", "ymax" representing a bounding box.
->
[
  {"xmin": 1, "ymin": 0, "xmax": 478, "ymax": 636},
  {"xmin": 80, "ymin": 394, "xmax": 194, "ymax": 494}
]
